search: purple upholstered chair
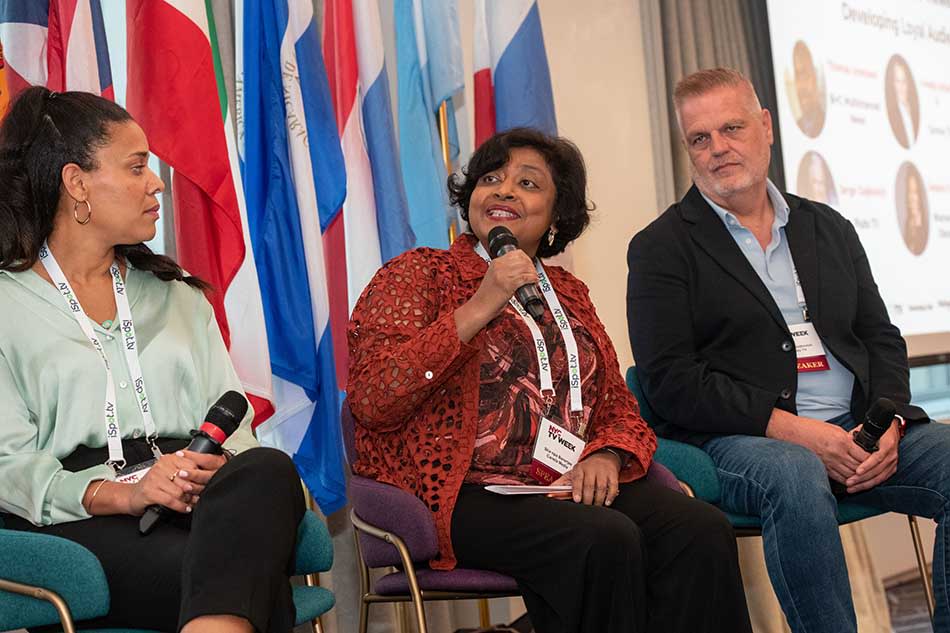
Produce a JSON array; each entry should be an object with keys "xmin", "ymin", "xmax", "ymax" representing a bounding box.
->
[{"xmin": 342, "ymin": 400, "xmax": 682, "ymax": 633}]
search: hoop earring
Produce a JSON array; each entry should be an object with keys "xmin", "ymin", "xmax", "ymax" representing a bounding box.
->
[
  {"xmin": 73, "ymin": 199, "xmax": 92, "ymax": 225},
  {"xmin": 547, "ymin": 225, "xmax": 558, "ymax": 246}
]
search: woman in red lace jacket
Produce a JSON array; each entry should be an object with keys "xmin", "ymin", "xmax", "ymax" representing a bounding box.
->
[{"xmin": 347, "ymin": 128, "xmax": 751, "ymax": 633}]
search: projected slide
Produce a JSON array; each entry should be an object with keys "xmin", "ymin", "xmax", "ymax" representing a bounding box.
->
[{"xmin": 768, "ymin": 0, "xmax": 950, "ymax": 354}]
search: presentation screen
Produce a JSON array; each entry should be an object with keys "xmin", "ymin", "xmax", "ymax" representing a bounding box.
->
[{"xmin": 767, "ymin": 0, "xmax": 950, "ymax": 361}]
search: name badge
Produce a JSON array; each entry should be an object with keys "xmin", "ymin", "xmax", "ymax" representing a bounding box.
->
[
  {"xmin": 115, "ymin": 458, "xmax": 156, "ymax": 484},
  {"xmin": 529, "ymin": 418, "xmax": 586, "ymax": 484},
  {"xmin": 789, "ymin": 322, "xmax": 830, "ymax": 372}
]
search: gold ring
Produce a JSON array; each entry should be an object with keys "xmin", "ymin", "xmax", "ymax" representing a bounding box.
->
[{"xmin": 169, "ymin": 472, "xmax": 177, "ymax": 482}]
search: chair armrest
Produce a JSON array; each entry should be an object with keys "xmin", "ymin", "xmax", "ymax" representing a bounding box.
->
[
  {"xmin": 348, "ymin": 475, "xmax": 439, "ymax": 567},
  {"xmin": 0, "ymin": 528, "xmax": 110, "ymax": 629},
  {"xmin": 655, "ymin": 438, "xmax": 722, "ymax": 503},
  {"xmin": 294, "ymin": 511, "xmax": 333, "ymax": 575},
  {"xmin": 643, "ymin": 461, "xmax": 682, "ymax": 493}
]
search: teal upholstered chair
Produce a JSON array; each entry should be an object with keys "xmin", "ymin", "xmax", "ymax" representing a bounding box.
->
[
  {"xmin": 0, "ymin": 510, "xmax": 335, "ymax": 633},
  {"xmin": 625, "ymin": 365, "xmax": 936, "ymax": 619}
]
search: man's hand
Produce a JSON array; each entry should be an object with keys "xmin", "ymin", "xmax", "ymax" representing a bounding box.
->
[
  {"xmin": 548, "ymin": 451, "xmax": 622, "ymax": 506},
  {"xmin": 766, "ymin": 408, "xmax": 870, "ymax": 484},
  {"xmin": 845, "ymin": 421, "xmax": 899, "ymax": 493}
]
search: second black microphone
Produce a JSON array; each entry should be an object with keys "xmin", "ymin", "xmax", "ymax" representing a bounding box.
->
[{"xmin": 487, "ymin": 226, "xmax": 546, "ymax": 320}]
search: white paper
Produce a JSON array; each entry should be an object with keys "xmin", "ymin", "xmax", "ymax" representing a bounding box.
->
[{"xmin": 484, "ymin": 484, "xmax": 572, "ymax": 495}]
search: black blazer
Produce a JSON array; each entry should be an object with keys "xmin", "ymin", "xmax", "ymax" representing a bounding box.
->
[{"xmin": 626, "ymin": 185, "xmax": 929, "ymax": 446}]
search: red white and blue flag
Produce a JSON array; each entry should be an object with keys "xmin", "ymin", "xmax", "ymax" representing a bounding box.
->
[
  {"xmin": 322, "ymin": 0, "xmax": 415, "ymax": 388},
  {"xmin": 473, "ymin": 0, "xmax": 557, "ymax": 147},
  {"xmin": 350, "ymin": 0, "xmax": 415, "ymax": 265},
  {"xmin": 238, "ymin": 0, "xmax": 348, "ymax": 514},
  {"xmin": 0, "ymin": 0, "xmax": 113, "ymax": 100}
]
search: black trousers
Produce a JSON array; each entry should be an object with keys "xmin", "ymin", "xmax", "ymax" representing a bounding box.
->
[
  {"xmin": 451, "ymin": 480, "xmax": 752, "ymax": 633},
  {"xmin": 4, "ymin": 439, "xmax": 305, "ymax": 633}
]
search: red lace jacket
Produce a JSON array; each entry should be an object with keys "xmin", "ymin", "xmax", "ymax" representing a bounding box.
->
[{"xmin": 347, "ymin": 234, "xmax": 657, "ymax": 570}]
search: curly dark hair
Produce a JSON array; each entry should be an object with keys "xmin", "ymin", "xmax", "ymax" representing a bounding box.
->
[
  {"xmin": 0, "ymin": 86, "xmax": 207, "ymax": 290},
  {"xmin": 447, "ymin": 127, "xmax": 594, "ymax": 258}
]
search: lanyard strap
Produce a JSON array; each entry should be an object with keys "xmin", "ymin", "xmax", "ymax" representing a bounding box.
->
[
  {"xmin": 39, "ymin": 242, "xmax": 159, "ymax": 470},
  {"xmin": 788, "ymin": 255, "xmax": 809, "ymax": 322},
  {"xmin": 474, "ymin": 243, "xmax": 584, "ymax": 432}
]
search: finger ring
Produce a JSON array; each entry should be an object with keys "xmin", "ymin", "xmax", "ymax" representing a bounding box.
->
[{"xmin": 169, "ymin": 472, "xmax": 177, "ymax": 482}]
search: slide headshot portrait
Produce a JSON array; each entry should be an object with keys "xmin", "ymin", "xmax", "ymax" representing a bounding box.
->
[
  {"xmin": 885, "ymin": 54, "xmax": 920, "ymax": 149},
  {"xmin": 796, "ymin": 151, "xmax": 839, "ymax": 206},
  {"xmin": 895, "ymin": 162, "xmax": 929, "ymax": 256},
  {"xmin": 786, "ymin": 40, "xmax": 827, "ymax": 138}
]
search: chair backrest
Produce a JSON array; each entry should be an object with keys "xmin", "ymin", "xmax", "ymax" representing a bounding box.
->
[
  {"xmin": 340, "ymin": 398, "xmax": 358, "ymax": 466},
  {"xmin": 341, "ymin": 398, "xmax": 440, "ymax": 567},
  {"xmin": 625, "ymin": 366, "xmax": 662, "ymax": 427}
]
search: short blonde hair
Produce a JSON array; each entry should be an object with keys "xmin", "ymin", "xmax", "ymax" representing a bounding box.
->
[{"xmin": 673, "ymin": 67, "xmax": 760, "ymax": 111}]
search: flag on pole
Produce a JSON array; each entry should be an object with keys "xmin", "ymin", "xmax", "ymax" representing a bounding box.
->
[
  {"xmin": 323, "ymin": 0, "xmax": 383, "ymax": 390},
  {"xmin": 351, "ymin": 0, "xmax": 415, "ymax": 264},
  {"xmin": 126, "ymin": 0, "xmax": 276, "ymax": 426},
  {"xmin": 46, "ymin": 0, "xmax": 113, "ymax": 98},
  {"xmin": 0, "ymin": 0, "xmax": 113, "ymax": 100},
  {"xmin": 239, "ymin": 0, "xmax": 348, "ymax": 514},
  {"xmin": 419, "ymin": 0, "xmax": 464, "ymax": 166},
  {"xmin": 394, "ymin": 0, "xmax": 450, "ymax": 250},
  {"xmin": 473, "ymin": 0, "xmax": 557, "ymax": 147},
  {"xmin": 0, "ymin": 1, "xmax": 48, "ymax": 98}
]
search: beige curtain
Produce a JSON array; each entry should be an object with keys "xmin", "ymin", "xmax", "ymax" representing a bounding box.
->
[{"xmin": 638, "ymin": 1, "xmax": 891, "ymax": 631}]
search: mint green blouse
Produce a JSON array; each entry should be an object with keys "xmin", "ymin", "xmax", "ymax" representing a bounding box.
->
[{"xmin": 0, "ymin": 266, "xmax": 257, "ymax": 526}]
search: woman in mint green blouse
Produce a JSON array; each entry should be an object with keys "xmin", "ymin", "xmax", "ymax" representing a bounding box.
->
[{"xmin": 0, "ymin": 88, "xmax": 304, "ymax": 633}]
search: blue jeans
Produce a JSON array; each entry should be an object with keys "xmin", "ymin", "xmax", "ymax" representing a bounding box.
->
[{"xmin": 704, "ymin": 414, "xmax": 950, "ymax": 633}]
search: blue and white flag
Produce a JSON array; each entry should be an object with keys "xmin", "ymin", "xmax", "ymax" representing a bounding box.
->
[{"xmin": 237, "ymin": 0, "xmax": 348, "ymax": 514}]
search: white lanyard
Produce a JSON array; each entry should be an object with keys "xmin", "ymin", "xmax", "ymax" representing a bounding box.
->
[
  {"xmin": 39, "ymin": 242, "xmax": 160, "ymax": 470},
  {"xmin": 474, "ymin": 243, "xmax": 585, "ymax": 433},
  {"xmin": 789, "ymin": 256, "xmax": 809, "ymax": 322}
]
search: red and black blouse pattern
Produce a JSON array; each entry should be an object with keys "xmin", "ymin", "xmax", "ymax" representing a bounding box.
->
[{"xmin": 346, "ymin": 234, "xmax": 656, "ymax": 570}]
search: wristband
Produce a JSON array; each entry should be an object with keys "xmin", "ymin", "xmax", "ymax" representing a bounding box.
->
[
  {"xmin": 599, "ymin": 447, "xmax": 629, "ymax": 469},
  {"xmin": 88, "ymin": 479, "xmax": 108, "ymax": 512}
]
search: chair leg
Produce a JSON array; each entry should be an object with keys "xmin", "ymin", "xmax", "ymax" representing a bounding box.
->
[
  {"xmin": 0, "ymin": 578, "xmax": 76, "ymax": 633},
  {"xmin": 358, "ymin": 599, "xmax": 370, "ymax": 633},
  {"xmin": 907, "ymin": 515, "xmax": 936, "ymax": 621},
  {"xmin": 304, "ymin": 571, "xmax": 325, "ymax": 633},
  {"xmin": 351, "ymin": 510, "xmax": 429, "ymax": 633},
  {"xmin": 403, "ymin": 562, "xmax": 428, "ymax": 633},
  {"xmin": 478, "ymin": 598, "xmax": 491, "ymax": 628}
]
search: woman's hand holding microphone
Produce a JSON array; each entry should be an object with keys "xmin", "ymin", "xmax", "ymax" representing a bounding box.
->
[
  {"xmin": 454, "ymin": 250, "xmax": 539, "ymax": 343},
  {"xmin": 83, "ymin": 450, "xmax": 227, "ymax": 517}
]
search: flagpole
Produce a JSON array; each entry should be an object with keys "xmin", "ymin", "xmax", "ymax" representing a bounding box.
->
[{"xmin": 436, "ymin": 101, "xmax": 457, "ymax": 244}]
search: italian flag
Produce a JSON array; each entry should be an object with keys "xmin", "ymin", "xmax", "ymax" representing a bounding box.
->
[{"xmin": 126, "ymin": 0, "xmax": 275, "ymax": 425}]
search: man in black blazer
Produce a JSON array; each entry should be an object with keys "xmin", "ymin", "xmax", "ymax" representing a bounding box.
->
[{"xmin": 627, "ymin": 68, "xmax": 948, "ymax": 633}]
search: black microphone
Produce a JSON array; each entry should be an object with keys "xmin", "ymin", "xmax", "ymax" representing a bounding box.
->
[
  {"xmin": 487, "ymin": 226, "xmax": 545, "ymax": 320},
  {"xmin": 852, "ymin": 397, "xmax": 897, "ymax": 453},
  {"xmin": 831, "ymin": 397, "xmax": 897, "ymax": 495},
  {"xmin": 139, "ymin": 391, "xmax": 248, "ymax": 535}
]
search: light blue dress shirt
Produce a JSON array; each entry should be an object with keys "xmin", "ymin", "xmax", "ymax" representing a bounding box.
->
[{"xmin": 701, "ymin": 181, "xmax": 854, "ymax": 421}]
